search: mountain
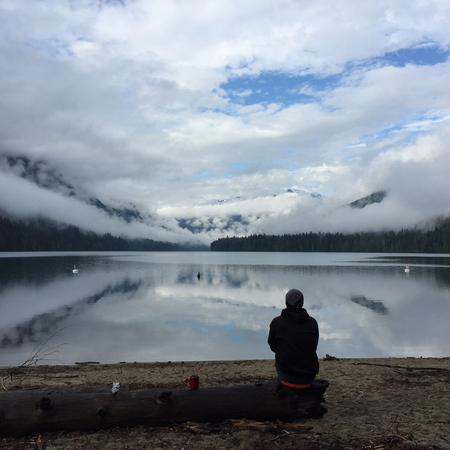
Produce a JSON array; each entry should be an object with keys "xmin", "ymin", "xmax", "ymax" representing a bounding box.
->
[
  {"xmin": 286, "ymin": 188, "xmax": 322, "ymax": 198},
  {"xmin": 0, "ymin": 155, "xmax": 145, "ymax": 223},
  {"xmin": 178, "ymin": 214, "xmax": 251, "ymax": 234},
  {"xmin": 0, "ymin": 152, "xmax": 417, "ymax": 245},
  {"xmin": 0, "ymin": 155, "xmax": 76, "ymax": 195},
  {"xmin": 176, "ymin": 189, "xmax": 388, "ymax": 235},
  {"xmin": 0, "ymin": 153, "xmax": 210, "ymax": 249},
  {"xmin": 177, "ymin": 189, "xmax": 325, "ymax": 234},
  {"xmin": 349, "ymin": 190, "xmax": 387, "ymax": 209}
]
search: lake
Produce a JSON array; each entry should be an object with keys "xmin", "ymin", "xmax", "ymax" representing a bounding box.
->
[{"xmin": 1, "ymin": 251, "xmax": 449, "ymax": 366}]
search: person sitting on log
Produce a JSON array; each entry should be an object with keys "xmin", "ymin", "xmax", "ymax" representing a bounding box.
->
[{"xmin": 268, "ymin": 289, "xmax": 319, "ymax": 389}]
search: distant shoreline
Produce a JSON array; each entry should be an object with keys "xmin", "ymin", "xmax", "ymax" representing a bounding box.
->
[{"xmin": 2, "ymin": 355, "xmax": 449, "ymax": 370}]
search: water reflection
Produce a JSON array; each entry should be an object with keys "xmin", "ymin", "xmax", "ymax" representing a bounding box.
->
[
  {"xmin": 349, "ymin": 295, "xmax": 388, "ymax": 314},
  {"xmin": 1, "ymin": 277, "xmax": 144, "ymax": 348},
  {"xmin": 371, "ymin": 255, "xmax": 450, "ymax": 266},
  {"xmin": 0, "ymin": 252, "xmax": 449, "ymax": 365}
]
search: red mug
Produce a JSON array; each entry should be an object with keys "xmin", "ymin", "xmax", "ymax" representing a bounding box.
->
[{"xmin": 185, "ymin": 375, "xmax": 199, "ymax": 390}]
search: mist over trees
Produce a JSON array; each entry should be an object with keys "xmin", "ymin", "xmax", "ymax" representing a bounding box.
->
[
  {"xmin": 4, "ymin": 211, "xmax": 450, "ymax": 254},
  {"xmin": 0, "ymin": 216, "xmax": 182, "ymax": 252},
  {"xmin": 210, "ymin": 219, "xmax": 450, "ymax": 253}
]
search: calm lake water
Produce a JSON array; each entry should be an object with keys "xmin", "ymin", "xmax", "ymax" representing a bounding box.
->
[{"xmin": 1, "ymin": 251, "xmax": 449, "ymax": 366}]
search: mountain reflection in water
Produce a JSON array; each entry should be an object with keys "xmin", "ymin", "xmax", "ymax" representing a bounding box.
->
[
  {"xmin": 349, "ymin": 295, "xmax": 388, "ymax": 315},
  {"xmin": 0, "ymin": 251, "xmax": 449, "ymax": 365},
  {"xmin": 1, "ymin": 277, "xmax": 143, "ymax": 348}
]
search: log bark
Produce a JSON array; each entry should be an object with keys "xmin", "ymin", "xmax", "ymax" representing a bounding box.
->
[{"xmin": 0, "ymin": 380, "xmax": 328, "ymax": 436}]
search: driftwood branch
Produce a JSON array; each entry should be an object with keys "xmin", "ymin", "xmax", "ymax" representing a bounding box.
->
[
  {"xmin": 352, "ymin": 362, "xmax": 450, "ymax": 373},
  {"xmin": 1, "ymin": 329, "xmax": 66, "ymax": 390}
]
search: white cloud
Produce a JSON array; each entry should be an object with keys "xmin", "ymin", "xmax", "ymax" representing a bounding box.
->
[{"xmin": 1, "ymin": 0, "xmax": 450, "ymax": 243}]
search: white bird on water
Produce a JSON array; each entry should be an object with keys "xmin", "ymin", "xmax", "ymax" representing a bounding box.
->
[{"xmin": 72, "ymin": 265, "xmax": 79, "ymax": 274}]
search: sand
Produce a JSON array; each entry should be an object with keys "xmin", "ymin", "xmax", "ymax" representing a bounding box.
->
[{"xmin": 1, "ymin": 357, "xmax": 450, "ymax": 449}]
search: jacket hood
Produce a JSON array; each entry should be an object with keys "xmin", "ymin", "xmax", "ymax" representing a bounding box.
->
[
  {"xmin": 285, "ymin": 289, "xmax": 304, "ymax": 308},
  {"xmin": 281, "ymin": 307, "xmax": 310, "ymax": 323}
]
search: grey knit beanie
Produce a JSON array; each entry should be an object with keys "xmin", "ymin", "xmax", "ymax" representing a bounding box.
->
[{"xmin": 285, "ymin": 289, "xmax": 304, "ymax": 308}]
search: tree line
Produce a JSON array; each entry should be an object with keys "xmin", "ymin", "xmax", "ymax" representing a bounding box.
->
[
  {"xmin": 210, "ymin": 219, "xmax": 450, "ymax": 253},
  {"xmin": 0, "ymin": 216, "xmax": 180, "ymax": 252}
]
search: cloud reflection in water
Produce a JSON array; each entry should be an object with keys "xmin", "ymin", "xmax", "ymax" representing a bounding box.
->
[{"xmin": 0, "ymin": 252, "xmax": 449, "ymax": 365}]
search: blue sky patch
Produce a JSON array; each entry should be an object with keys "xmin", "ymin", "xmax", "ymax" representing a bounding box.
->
[
  {"xmin": 359, "ymin": 111, "xmax": 449, "ymax": 147},
  {"xmin": 221, "ymin": 72, "xmax": 340, "ymax": 107},
  {"xmin": 378, "ymin": 44, "xmax": 450, "ymax": 67},
  {"xmin": 227, "ymin": 162, "xmax": 250, "ymax": 171},
  {"xmin": 221, "ymin": 45, "xmax": 449, "ymax": 108}
]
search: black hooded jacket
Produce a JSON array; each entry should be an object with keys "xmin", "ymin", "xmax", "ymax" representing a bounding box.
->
[{"xmin": 268, "ymin": 307, "xmax": 319, "ymax": 383}]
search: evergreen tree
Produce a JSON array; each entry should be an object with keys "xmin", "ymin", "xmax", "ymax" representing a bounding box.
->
[
  {"xmin": 210, "ymin": 219, "xmax": 450, "ymax": 254},
  {"xmin": 0, "ymin": 216, "xmax": 179, "ymax": 252}
]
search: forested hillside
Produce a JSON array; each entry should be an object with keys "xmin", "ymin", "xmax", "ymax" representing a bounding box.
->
[
  {"xmin": 0, "ymin": 216, "xmax": 180, "ymax": 252},
  {"xmin": 210, "ymin": 219, "xmax": 450, "ymax": 253}
]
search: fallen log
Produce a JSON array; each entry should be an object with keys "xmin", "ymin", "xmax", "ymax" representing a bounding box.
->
[{"xmin": 0, "ymin": 380, "xmax": 328, "ymax": 436}]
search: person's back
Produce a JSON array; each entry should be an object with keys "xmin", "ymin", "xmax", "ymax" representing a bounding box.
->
[{"xmin": 268, "ymin": 289, "xmax": 319, "ymax": 387}]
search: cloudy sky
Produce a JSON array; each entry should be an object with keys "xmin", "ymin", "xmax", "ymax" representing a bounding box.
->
[{"xmin": 1, "ymin": 0, "xmax": 450, "ymax": 244}]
